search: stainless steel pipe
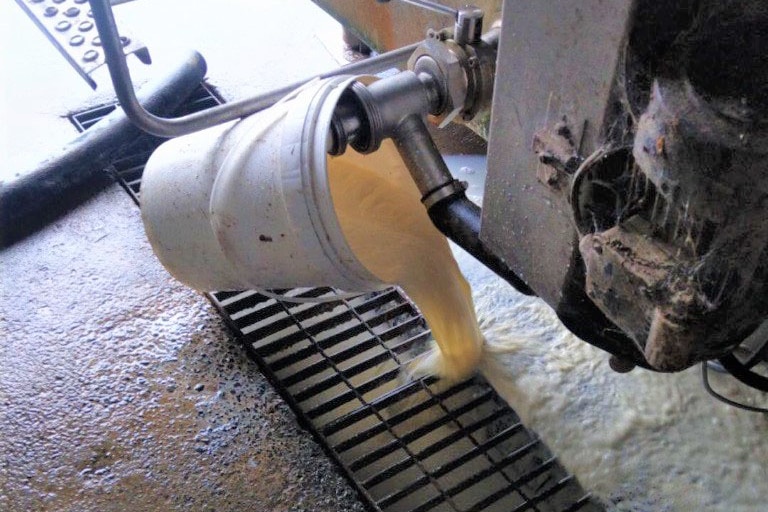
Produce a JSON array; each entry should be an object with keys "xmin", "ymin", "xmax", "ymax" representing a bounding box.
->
[{"xmin": 88, "ymin": 0, "xmax": 418, "ymax": 138}]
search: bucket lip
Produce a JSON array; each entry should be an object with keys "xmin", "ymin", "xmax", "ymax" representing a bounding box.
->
[{"xmin": 289, "ymin": 74, "xmax": 389, "ymax": 293}]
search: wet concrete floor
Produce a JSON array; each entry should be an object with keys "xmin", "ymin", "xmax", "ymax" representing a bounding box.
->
[
  {"xmin": 0, "ymin": 1, "xmax": 386, "ymax": 510},
  {"xmin": 0, "ymin": 186, "xmax": 366, "ymax": 511}
]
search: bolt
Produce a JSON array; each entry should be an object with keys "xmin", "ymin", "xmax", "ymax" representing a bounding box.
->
[
  {"xmin": 467, "ymin": 56, "xmax": 479, "ymax": 69},
  {"xmin": 92, "ymin": 36, "xmax": 101, "ymax": 46},
  {"xmin": 120, "ymin": 36, "xmax": 131, "ymax": 47},
  {"xmin": 52, "ymin": 0, "xmax": 66, "ymax": 3},
  {"xmin": 79, "ymin": 21, "xmax": 94, "ymax": 32},
  {"xmin": 64, "ymin": 7, "xmax": 81, "ymax": 17},
  {"xmin": 82, "ymin": 49, "xmax": 99, "ymax": 62},
  {"xmin": 55, "ymin": 20, "xmax": 72, "ymax": 32},
  {"xmin": 69, "ymin": 35, "xmax": 85, "ymax": 47},
  {"xmin": 74, "ymin": 0, "xmax": 89, "ymax": 3},
  {"xmin": 609, "ymin": 355, "xmax": 636, "ymax": 373},
  {"xmin": 43, "ymin": 6, "xmax": 57, "ymax": 17}
]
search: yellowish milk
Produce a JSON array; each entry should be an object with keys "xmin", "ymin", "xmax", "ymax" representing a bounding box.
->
[{"xmin": 328, "ymin": 141, "xmax": 484, "ymax": 381}]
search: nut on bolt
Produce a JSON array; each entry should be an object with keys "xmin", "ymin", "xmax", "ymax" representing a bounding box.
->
[{"xmin": 408, "ymin": 38, "xmax": 469, "ymax": 127}]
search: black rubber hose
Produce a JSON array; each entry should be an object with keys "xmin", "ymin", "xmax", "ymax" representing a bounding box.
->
[
  {"xmin": 718, "ymin": 353, "xmax": 768, "ymax": 392},
  {"xmin": 428, "ymin": 193, "xmax": 535, "ymax": 296},
  {"xmin": 0, "ymin": 51, "xmax": 208, "ymax": 249}
]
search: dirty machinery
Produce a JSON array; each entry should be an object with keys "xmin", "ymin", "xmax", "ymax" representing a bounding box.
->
[{"xmin": 88, "ymin": 0, "xmax": 768, "ymax": 407}]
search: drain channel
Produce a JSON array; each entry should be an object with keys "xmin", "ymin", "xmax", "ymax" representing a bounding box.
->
[{"xmin": 72, "ymin": 85, "xmax": 602, "ymax": 512}]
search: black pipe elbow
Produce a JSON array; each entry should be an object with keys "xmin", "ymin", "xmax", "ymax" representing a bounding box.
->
[{"xmin": 428, "ymin": 193, "xmax": 535, "ymax": 296}]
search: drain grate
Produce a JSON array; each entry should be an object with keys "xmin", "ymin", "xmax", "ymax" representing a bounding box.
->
[{"xmin": 72, "ymin": 85, "xmax": 603, "ymax": 512}]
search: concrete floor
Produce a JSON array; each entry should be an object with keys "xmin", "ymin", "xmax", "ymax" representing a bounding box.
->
[
  {"xmin": 0, "ymin": 187, "xmax": 366, "ymax": 512},
  {"xmin": 0, "ymin": 1, "xmax": 382, "ymax": 510}
]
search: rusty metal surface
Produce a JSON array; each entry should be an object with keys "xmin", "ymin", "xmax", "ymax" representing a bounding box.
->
[
  {"xmin": 480, "ymin": 0, "xmax": 635, "ymax": 305},
  {"xmin": 311, "ymin": 0, "xmax": 501, "ymax": 52}
]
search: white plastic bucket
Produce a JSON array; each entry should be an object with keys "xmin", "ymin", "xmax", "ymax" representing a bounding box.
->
[{"xmin": 140, "ymin": 75, "xmax": 386, "ymax": 292}]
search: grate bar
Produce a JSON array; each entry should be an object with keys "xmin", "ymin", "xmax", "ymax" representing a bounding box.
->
[
  {"xmin": 349, "ymin": 390, "xmax": 495, "ymax": 472},
  {"xmin": 294, "ymin": 350, "xmax": 394, "ymax": 402},
  {"xmin": 238, "ymin": 299, "xmax": 337, "ymax": 334},
  {"xmin": 267, "ymin": 320, "xmax": 366, "ymax": 369},
  {"xmin": 398, "ymin": 438, "xmax": 544, "ymax": 512},
  {"xmin": 467, "ymin": 458, "xmax": 558, "ymax": 512},
  {"xmin": 233, "ymin": 288, "xmax": 336, "ymax": 322},
  {"xmin": 321, "ymin": 378, "xmax": 433, "ymax": 437},
  {"xmin": 291, "ymin": 332, "xmax": 421, "ymax": 402},
  {"xmin": 306, "ymin": 367, "xmax": 402, "ymax": 420},
  {"xmin": 334, "ymin": 379, "xmax": 475, "ymax": 454},
  {"xmin": 510, "ymin": 474, "xmax": 576, "ymax": 512},
  {"xmin": 377, "ymin": 424, "xmax": 532, "ymax": 509},
  {"xmin": 282, "ymin": 316, "xmax": 425, "ymax": 387},
  {"xmin": 251, "ymin": 290, "xmax": 404, "ymax": 359},
  {"xmin": 268, "ymin": 305, "xmax": 422, "ymax": 372},
  {"xmin": 223, "ymin": 291, "xmax": 271, "ymax": 313},
  {"xmin": 214, "ymin": 290, "xmax": 254, "ymax": 305},
  {"xmin": 363, "ymin": 406, "xmax": 514, "ymax": 490}
]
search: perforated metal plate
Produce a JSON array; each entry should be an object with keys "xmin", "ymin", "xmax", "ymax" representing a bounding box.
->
[
  {"xmin": 72, "ymin": 87, "xmax": 603, "ymax": 512},
  {"xmin": 15, "ymin": 0, "xmax": 151, "ymax": 89}
]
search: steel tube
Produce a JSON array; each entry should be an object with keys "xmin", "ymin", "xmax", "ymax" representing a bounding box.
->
[
  {"xmin": 392, "ymin": 115, "xmax": 455, "ymax": 197},
  {"xmin": 392, "ymin": 116, "xmax": 534, "ymax": 295},
  {"xmin": 367, "ymin": 72, "xmax": 438, "ymax": 137},
  {"xmin": 428, "ymin": 196, "xmax": 535, "ymax": 295},
  {"xmin": 89, "ymin": 0, "xmax": 418, "ymax": 138}
]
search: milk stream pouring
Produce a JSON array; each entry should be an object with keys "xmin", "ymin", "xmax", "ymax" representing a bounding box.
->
[{"xmin": 329, "ymin": 141, "xmax": 484, "ymax": 381}]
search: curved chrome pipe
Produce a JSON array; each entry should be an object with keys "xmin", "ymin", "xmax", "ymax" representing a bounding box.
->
[{"xmin": 89, "ymin": 0, "xmax": 418, "ymax": 138}]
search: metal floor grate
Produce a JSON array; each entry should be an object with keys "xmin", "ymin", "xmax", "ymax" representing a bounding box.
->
[{"xmin": 72, "ymin": 84, "xmax": 602, "ymax": 512}]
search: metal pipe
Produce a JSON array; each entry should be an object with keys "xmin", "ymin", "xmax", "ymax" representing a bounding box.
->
[
  {"xmin": 428, "ymin": 195, "xmax": 535, "ymax": 295},
  {"xmin": 89, "ymin": 0, "xmax": 418, "ymax": 138},
  {"xmin": 392, "ymin": 116, "xmax": 534, "ymax": 296},
  {"xmin": 392, "ymin": 115, "xmax": 455, "ymax": 198},
  {"xmin": 366, "ymin": 71, "xmax": 439, "ymax": 137},
  {"xmin": 0, "ymin": 50, "xmax": 207, "ymax": 248}
]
